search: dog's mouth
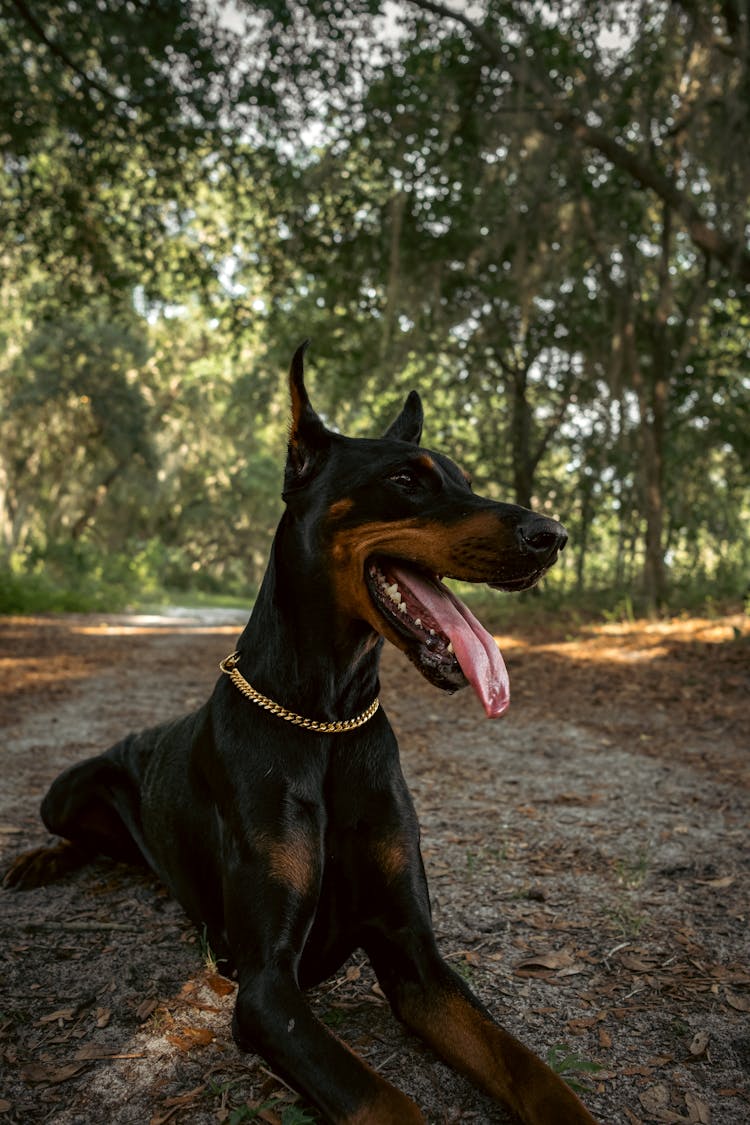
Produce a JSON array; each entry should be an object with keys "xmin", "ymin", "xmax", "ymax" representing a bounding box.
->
[
  {"xmin": 488, "ymin": 568, "xmax": 550, "ymax": 592},
  {"xmin": 366, "ymin": 558, "xmax": 510, "ymax": 718}
]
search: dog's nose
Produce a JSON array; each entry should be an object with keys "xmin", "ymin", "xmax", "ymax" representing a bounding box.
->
[{"xmin": 516, "ymin": 516, "xmax": 568, "ymax": 561}]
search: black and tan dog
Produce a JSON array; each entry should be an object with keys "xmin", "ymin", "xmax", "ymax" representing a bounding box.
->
[{"xmin": 5, "ymin": 344, "xmax": 597, "ymax": 1124}]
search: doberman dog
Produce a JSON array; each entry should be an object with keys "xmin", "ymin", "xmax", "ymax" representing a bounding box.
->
[{"xmin": 5, "ymin": 343, "xmax": 598, "ymax": 1124}]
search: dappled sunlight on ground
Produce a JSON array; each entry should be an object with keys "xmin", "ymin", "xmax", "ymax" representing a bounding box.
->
[
  {"xmin": 478, "ymin": 613, "xmax": 749, "ymax": 779},
  {"xmin": 495, "ymin": 614, "xmax": 748, "ymax": 666},
  {"xmin": 0, "ymin": 612, "xmax": 246, "ymax": 711},
  {"xmin": 72, "ymin": 622, "xmax": 241, "ymax": 637},
  {"xmin": 0, "ymin": 654, "xmax": 93, "ymax": 697}
]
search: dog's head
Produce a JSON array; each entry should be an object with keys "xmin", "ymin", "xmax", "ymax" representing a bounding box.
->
[{"xmin": 282, "ymin": 342, "xmax": 567, "ymax": 717}]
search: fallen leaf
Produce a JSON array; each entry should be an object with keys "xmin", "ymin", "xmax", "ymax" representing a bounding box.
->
[
  {"xmin": 639, "ymin": 1084, "xmax": 670, "ymax": 1112},
  {"xmin": 150, "ymin": 1108, "xmax": 183, "ymax": 1125},
  {"xmin": 599, "ymin": 1028, "xmax": 613, "ymax": 1049},
  {"xmin": 619, "ymin": 954, "xmax": 659, "ymax": 973},
  {"xmin": 684, "ymin": 1091, "xmax": 711, "ymax": 1123},
  {"xmin": 184, "ymin": 997, "xmax": 221, "ymax": 1014},
  {"xmin": 689, "ymin": 1030, "xmax": 709, "ymax": 1057},
  {"xmin": 165, "ymin": 1026, "xmax": 214, "ymax": 1051},
  {"xmin": 38, "ymin": 1008, "xmax": 76, "ymax": 1025},
  {"xmin": 22, "ymin": 1061, "xmax": 89, "ymax": 1084},
  {"xmin": 0, "ymin": 1100, "xmax": 12, "ymax": 1112},
  {"xmin": 74, "ymin": 1045, "xmax": 146, "ymax": 1061},
  {"xmin": 205, "ymin": 973, "xmax": 235, "ymax": 997},
  {"xmin": 514, "ymin": 949, "xmax": 576, "ymax": 976},
  {"xmin": 160, "ymin": 1084, "xmax": 206, "ymax": 1109},
  {"xmin": 695, "ymin": 875, "xmax": 734, "ymax": 889},
  {"xmin": 725, "ymin": 991, "xmax": 750, "ymax": 1012},
  {"xmin": 95, "ymin": 1008, "xmax": 111, "ymax": 1028},
  {"xmin": 136, "ymin": 998, "xmax": 159, "ymax": 1022},
  {"xmin": 638, "ymin": 1083, "xmax": 687, "ymax": 1122}
]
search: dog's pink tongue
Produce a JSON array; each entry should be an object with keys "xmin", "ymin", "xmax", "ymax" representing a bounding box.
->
[{"xmin": 391, "ymin": 567, "xmax": 510, "ymax": 718}]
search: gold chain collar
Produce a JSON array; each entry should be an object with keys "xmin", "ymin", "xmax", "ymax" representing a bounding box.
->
[{"xmin": 219, "ymin": 652, "xmax": 380, "ymax": 734}]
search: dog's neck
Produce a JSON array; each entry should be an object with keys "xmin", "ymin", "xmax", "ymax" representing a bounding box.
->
[{"xmin": 234, "ymin": 516, "xmax": 382, "ymax": 724}]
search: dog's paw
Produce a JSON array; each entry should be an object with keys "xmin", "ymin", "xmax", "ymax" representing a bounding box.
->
[{"xmin": 2, "ymin": 841, "xmax": 82, "ymax": 890}]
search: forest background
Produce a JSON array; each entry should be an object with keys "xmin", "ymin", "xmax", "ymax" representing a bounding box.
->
[{"xmin": 1, "ymin": 0, "xmax": 748, "ymax": 621}]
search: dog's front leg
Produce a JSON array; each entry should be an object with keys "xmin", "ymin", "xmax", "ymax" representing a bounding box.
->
[
  {"xmin": 222, "ymin": 822, "xmax": 424, "ymax": 1125},
  {"xmin": 365, "ymin": 924, "xmax": 599, "ymax": 1125},
  {"xmin": 232, "ymin": 964, "xmax": 425, "ymax": 1124}
]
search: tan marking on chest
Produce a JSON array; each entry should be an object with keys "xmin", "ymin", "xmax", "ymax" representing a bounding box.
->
[
  {"xmin": 255, "ymin": 830, "xmax": 319, "ymax": 897},
  {"xmin": 371, "ymin": 836, "xmax": 411, "ymax": 883}
]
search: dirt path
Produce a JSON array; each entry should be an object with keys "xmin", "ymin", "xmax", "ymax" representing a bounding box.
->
[{"xmin": 1, "ymin": 611, "xmax": 748, "ymax": 1125}]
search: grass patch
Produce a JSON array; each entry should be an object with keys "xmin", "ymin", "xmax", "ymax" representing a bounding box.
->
[
  {"xmin": 614, "ymin": 850, "xmax": 650, "ymax": 890},
  {"xmin": 0, "ymin": 566, "xmax": 132, "ymax": 614},
  {"xmin": 546, "ymin": 1044, "xmax": 602, "ymax": 1093},
  {"xmin": 0, "ymin": 568, "xmax": 254, "ymax": 617},
  {"xmin": 159, "ymin": 589, "xmax": 253, "ymax": 611}
]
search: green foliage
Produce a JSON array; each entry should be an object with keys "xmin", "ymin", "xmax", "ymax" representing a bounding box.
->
[
  {"xmin": 0, "ymin": 0, "xmax": 242, "ymax": 305},
  {"xmin": 0, "ymin": 538, "xmax": 170, "ymax": 614},
  {"xmin": 0, "ymin": 1, "xmax": 747, "ymax": 612},
  {"xmin": 546, "ymin": 1044, "xmax": 602, "ymax": 1094},
  {"xmin": 0, "ymin": 566, "xmax": 81, "ymax": 615},
  {"xmin": 224, "ymin": 1099, "xmax": 317, "ymax": 1124},
  {"xmin": 280, "ymin": 1107, "xmax": 318, "ymax": 1125}
]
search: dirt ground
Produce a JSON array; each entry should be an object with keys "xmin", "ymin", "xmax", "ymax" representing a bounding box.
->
[{"xmin": 0, "ymin": 609, "xmax": 748, "ymax": 1125}]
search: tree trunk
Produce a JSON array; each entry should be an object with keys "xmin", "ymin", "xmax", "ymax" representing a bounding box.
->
[
  {"xmin": 575, "ymin": 477, "xmax": 594, "ymax": 593},
  {"xmin": 70, "ymin": 461, "xmax": 128, "ymax": 542},
  {"xmin": 509, "ymin": 362, "xmax": 533, "ymax": 510},
  {"xmin": 622, "ymin": 206, "xmax": 672, "ymax": 614},
  {"xmin": 638, "ymin": 378, "xmax": 667, "ymax": 612},
  {"xmin": 381, "ymin": 190, "xmax": 406, "ymax": 359}
]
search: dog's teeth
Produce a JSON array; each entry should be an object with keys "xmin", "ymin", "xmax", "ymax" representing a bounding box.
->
[
  {"xmin": 414, "ymin": 618, "xmax": 421, "ymax": 627},
  {"xmin": 446, "ymin": 641, "xmax": 454, "ymax": 654},
  {"xmin": 429, "ymin": 629, "xmax": 436, "ymax": 636},
  {"xmin": 399, "ymin": 602, "xmax": 407, "ymax": 613}
]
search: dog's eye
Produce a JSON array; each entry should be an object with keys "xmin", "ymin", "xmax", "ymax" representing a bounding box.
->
[{"xmin": 388, "ymin": 468, "xmax": 418, "ymax": 490}]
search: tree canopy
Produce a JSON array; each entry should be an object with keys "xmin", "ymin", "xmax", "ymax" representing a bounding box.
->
[{"xmin": 1, "ymin": 0, "xmax": 747, "ymax": 613}]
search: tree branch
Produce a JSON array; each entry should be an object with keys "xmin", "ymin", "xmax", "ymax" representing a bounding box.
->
[
  {"xmin": 530, "ymin": 364, "xmax": 578, "ymax": 473},
  {"xmin": 9, "ymin": 0, "xmax": 134, "ymax": 108},
  {"xmin": 408, "ymin": 0, "xmax": 750, "ymax": 285}
]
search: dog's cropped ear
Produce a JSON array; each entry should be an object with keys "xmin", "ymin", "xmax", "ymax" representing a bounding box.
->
[
  {"xmin": 285, "ymin": 340, "xmax": 331, "ymax": 491},
  {"xmin": 383, "ymin": 390, "xmax": 423, "ymax": 445}
]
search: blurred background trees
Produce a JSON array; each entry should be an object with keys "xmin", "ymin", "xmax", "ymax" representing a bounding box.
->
[{"xmin": 1, "ymin": 0, "xmax": 747, "ymax": 614}]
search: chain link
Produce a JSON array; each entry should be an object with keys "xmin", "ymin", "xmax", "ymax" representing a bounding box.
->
[{"xmin": 219, "ymin": 652, "xmax": 380, "ymax": 733}]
